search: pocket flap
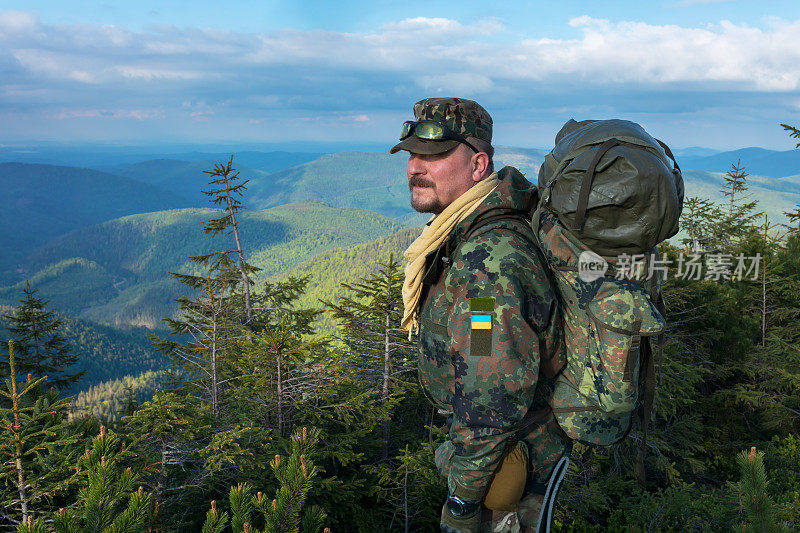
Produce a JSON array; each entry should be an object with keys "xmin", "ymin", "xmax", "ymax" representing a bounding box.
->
[{"xmin": 587, "ymin": 282, "xmax": 664, "ymax": 336}]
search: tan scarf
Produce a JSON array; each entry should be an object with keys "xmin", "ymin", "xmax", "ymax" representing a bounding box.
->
[{"xmin": 402, "ymin": 173, "xmax": 500, "ymax": 338}]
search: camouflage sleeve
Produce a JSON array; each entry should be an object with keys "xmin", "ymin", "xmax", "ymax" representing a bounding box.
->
[{"xmin": 443, "ymin": 226, "xmax": 559, "ymax": 499}]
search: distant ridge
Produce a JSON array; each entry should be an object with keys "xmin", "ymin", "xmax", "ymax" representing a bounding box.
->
[
  {"xmin": 0, "ymin": 162, "xmax": 191, "ymax": 282},
  {"xmin": 679, "ymin": 147, "xmax": 800, "ymax": 177},
  {"xmin": 105, "ymin": 151, "xmax": 325, "ymax": 206}
]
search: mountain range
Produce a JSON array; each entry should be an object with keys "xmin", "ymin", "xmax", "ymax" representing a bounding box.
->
[{"xmin": 1, "ymin": 144, "xmax": 798, "ymax": 397}]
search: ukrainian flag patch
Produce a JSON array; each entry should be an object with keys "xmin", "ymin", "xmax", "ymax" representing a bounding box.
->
[{"xmin": 471, "ymin": 314, "xmax": 492, "ymax": 330}]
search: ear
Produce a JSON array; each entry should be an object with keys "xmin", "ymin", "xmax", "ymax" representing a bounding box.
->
[{"xmin": 471, "ymin": 151, "xmax": 491, "ymax": 182}]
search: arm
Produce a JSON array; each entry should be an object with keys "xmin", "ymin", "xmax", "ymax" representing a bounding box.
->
[{"xmin": 443, "ymin": 227, "xmax": 559, "ymax": 500}]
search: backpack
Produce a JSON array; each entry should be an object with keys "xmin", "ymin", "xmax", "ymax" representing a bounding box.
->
[
  {"xmin": 432, "ymin": 120, "xmax": 683, "ymax": 484},
  {"xmin": 531, "ymin": 118, "xmax": 684, "ymax": 484}
]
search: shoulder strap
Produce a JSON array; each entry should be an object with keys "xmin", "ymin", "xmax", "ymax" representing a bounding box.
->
[
  {"xmin": 463, "ymin": 212, "xmax": 532, "ymax": 241},
  {"xmin": 421, "ymin": 212, "xmax": 534, "ymax": 287}
]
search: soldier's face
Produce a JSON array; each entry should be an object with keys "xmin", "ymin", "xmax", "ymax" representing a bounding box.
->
[{"xmin": 407, "ymin": 144, "xmax": 476, "ymax": 214}]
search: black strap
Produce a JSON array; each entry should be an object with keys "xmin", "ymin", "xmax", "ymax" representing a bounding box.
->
[
  {"xmin": 573, "ymin": 138, "xmax": 620, "ymax": 232},
  {"xmin": 635, "ymin": 337, "xmax": 655, "ymax": 489},
  {"xmin": 656, "ymin": 139, "xmax": 681, "ymax": 172}
]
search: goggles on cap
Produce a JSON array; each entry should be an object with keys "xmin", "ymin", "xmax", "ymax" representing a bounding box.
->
[{"xmin": 400, "ymin": 120, "xmax": 480, "ymax": 154}]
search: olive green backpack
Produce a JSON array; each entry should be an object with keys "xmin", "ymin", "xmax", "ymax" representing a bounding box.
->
[{"xmin": 532, "ymin": 119, "xmax": 684, "ymax": 482}]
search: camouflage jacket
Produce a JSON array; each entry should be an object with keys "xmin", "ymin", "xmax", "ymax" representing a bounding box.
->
[{"xmin": 416, "ymin": 166, "xmax": 563, "ymax": 500}]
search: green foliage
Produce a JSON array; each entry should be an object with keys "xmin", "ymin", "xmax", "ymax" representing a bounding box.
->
[
  {"xmin": 17, "ymin": 425, "xmax": 154, "ymax": 533},
  {"xmin": 782, "ymin": 124, "xmax": 800, "ymax": 149},
  {"xmin": 275, "ymin": 227, "xmax": 420, "ymax": 336},
  {"xmin": 321, "ymin": 253, "xmax": 416, "ymax": 459},
  {"xmin": 2, "ymin": 281, "xmax": 84, "ymax": 390},
  {"xmin": 0, "ymin": 341, "xmax": 78, "ymax": 526},
  {"xmin": 729, "ymin": 446, "xmax": 791, "ymax": 533},
  {"xmin": 365, "ymin": 440, "xmax": 447, "ymax": 531},
  {"xmin": 200, "ymin": 427, "xmax": 327, "ymax": 533}
]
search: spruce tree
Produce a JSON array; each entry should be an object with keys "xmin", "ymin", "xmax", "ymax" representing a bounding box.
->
[
  {"xmin": 321, "ymin": 254, "xmax": 416, "ymax": 460},
  {"xmin": 195, "ymin": 156, "xmax": 260, "ymax": 335},
  {"xmin": 715, "ymin": 160, "xmax": 760, "ymax": 250},
  {"xmin": 781, "ymin": 123, "xmax": 800, "ymax": 148},
  {"xmin": 199, "ymin": 426, "xmax": 328, "ymax": 533},
  {"xmin": 18, "ymin": 425, "xmax": 155, "ymax": 532},
  {"xmin": 2, "ymin": 282, "xmax": 84, "ymax": 390},
  {"xmin": 0, "ymin": 341, "xmax": 76, "ymax": 527},
  {"xmin": 681, "ymin": 197, "xmax": 717, "ymax": 252},
  {"xmin": 231, "ymin": 275, "xmax": 326, "ymax": 438},
  {"xmin": 156, "ymin": 276, "xmax": 242, "ymax": 419},
  {"xmin": 784, "ymin": 205, "xmax": 800, "ymax": 234}
]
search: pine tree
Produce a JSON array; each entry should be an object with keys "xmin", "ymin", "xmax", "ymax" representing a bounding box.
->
[
  {"xmin": 730, "ymin": 446, "xmax": 790, "ymax": 533},
  {"xmin": 2, "ymin": 281, "xmax": 84, "ymax": 390}
]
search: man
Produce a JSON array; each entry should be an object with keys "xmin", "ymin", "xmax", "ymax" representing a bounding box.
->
[{"xmin": 392, "ymin": 97, "xmax": 571, "ymax": 533}]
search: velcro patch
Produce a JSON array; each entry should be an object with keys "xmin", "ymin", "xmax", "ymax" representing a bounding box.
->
[{"xmin": 469, "ymin": 298, "xmax": 494, "ymax": 313}]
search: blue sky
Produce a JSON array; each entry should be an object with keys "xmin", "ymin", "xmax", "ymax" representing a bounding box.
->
[{"xmin": 2, "ymin": 0, "xmax": 799, "ymax": 150}]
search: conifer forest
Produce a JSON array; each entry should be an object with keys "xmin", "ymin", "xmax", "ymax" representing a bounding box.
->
[{"xmin": 2, "ymin": 130, "xmax": 800, "ymax": 533}]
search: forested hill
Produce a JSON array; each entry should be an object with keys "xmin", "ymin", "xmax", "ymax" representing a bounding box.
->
[
  {"xmin": 0, "ymin": 202, "xmax": 404, "ymax": 328},
  {"xmin": 103, "ymin": 151, "xmax": 324, "ymax": 206},
  {"xmin": 0, "ymin": 162, "xmax": 192, "ymax": 281},
  {"xmin": 0, "ymin": 307, "xmax": 161, "ymax": 394},
  {"xmin": 244, "ymin": 146, "xmax": 549, "ymax": 221},
  {"xmin": 273, "ymin": 226, "xmax": 423, "ymax": 336}
]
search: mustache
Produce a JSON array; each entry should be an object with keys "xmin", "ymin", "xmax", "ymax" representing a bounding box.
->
[{"xmin": 409, "ymin": 177, "xmax": 435, "ymax": 189}]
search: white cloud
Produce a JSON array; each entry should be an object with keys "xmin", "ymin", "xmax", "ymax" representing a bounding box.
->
[
  {"xmin": 115, "ymin": 66, "xmax": 207, "ymax": 80},
  {"xmin": 3, "ymin": 12, "xmax": 798, "ymax": 92},
  {"xmin": 1, "ymin": 11, "xmax": 799, "ymax": 146},
  {"xmin": 0, "ymin": 10, "xmax": 38, "ymax": 34}
]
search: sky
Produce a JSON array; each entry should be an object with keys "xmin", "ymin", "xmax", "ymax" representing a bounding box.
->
[{"xmin": 1, "ymin": 0, "xmax": 799, "ymax": 150}]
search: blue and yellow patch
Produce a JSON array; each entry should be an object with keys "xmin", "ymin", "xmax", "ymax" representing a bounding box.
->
[{"xmin": 471, "ymin": 314, "xmax": 492, "ymax": 330}]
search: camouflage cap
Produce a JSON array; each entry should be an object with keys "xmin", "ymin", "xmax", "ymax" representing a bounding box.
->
[{"xmin": 390, "ymin": 97, "xmax": 494, "ymax": 156}]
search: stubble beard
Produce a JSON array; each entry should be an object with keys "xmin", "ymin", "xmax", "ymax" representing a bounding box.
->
[
  {"xmin": 409, "ymin": 177, "xmax": 443, "ymax": 214},
  {"xmin": 410, "ymin": 193, "xmax": 443, "ymax": 214}
]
